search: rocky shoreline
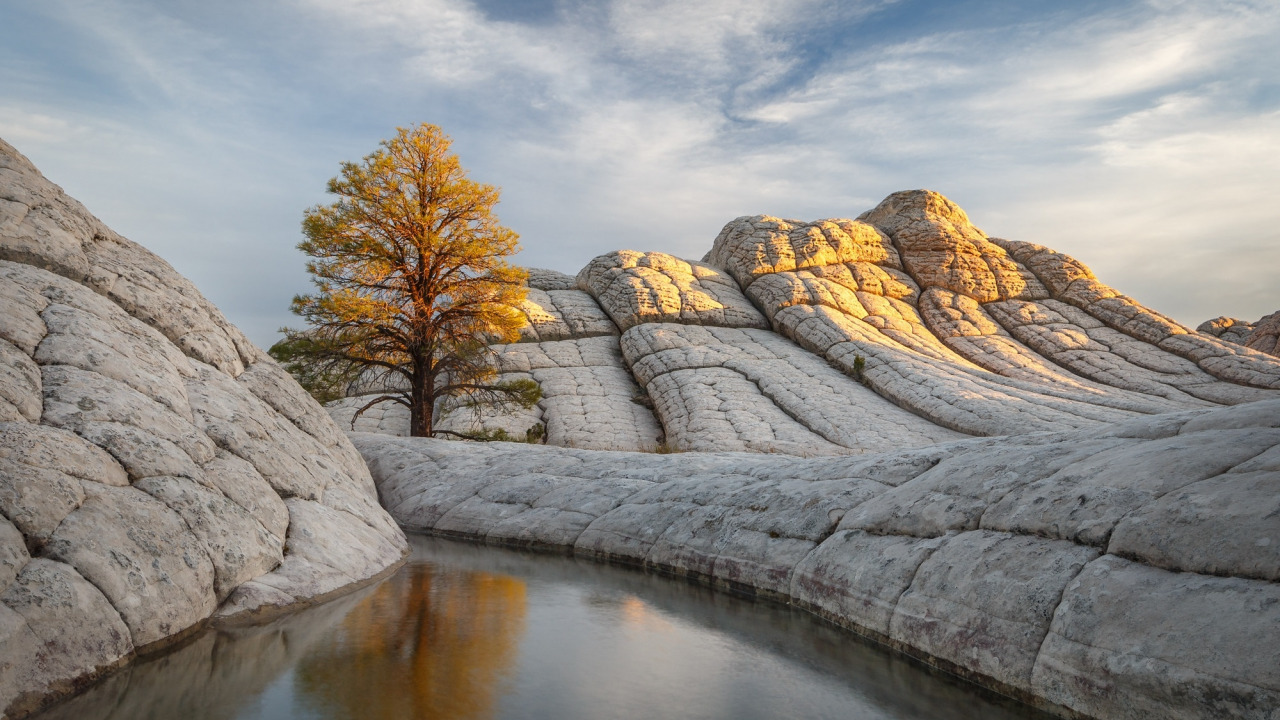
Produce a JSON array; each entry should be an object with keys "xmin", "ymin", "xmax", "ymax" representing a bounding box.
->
[{"xmin": 353, "ymin": 397, "xmax": 1280, "ymax": 720}]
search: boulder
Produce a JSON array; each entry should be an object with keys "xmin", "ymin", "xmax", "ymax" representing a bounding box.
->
[{"xmin": 0, "ymin": 137, "xmax": 405, "ymax": 717}]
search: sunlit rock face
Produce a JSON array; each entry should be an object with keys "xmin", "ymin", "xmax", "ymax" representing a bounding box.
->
[
  {"xmin": 0, "ymin": 137, "xmax": 407, "ymax": 718},
  {"xmin": 1201, "ymin": 311, "xmax": 1280, "ymax": 358},
  {"xmin": 336, "ymin": 189, "xmax": 1280, "ymax": 453},
  {"xmin": 355, "ymin": 397, "xmax": 1280, "ymax": 720}
]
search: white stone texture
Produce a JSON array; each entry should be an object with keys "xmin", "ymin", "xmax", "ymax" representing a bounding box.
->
[
  {"xmin": 0, "ymin": 558, "xmax": 133, "ymax": 719},
  {"xmin": 1199, "ymin": 316, "xmax": 1256, "ymax": 346},
  {"xmin": 516, "ymin": 287, "xmax": 618, "ymax": 342},
  {"xmin": 577, "ymin": 250, "xmax": 768, "ymax": 331},
  {"xmin": 40, "ymin": 483, "xmax": 217, "ymax": 648},
  {"xmin": 0, "ymin": 139, "xmax": 257, "ymax": 375},
  {"xmin": 996, "ymin": 238, "xmax": 1280, "ymax": 390},
  {"xmin": 622, "ymin": 323, "xmax": 961, "ymax": 453},
  {"xmin": 923, "ymin": 289, "xmax": 1202, "ymax": 414},
  {"xmin": 1032, "ymin": 556, "xmax": 1280, "ymax": 720},
  {"xmin": 355, "ymin": 396, "xmax": 1280, "ymax": 720},
  {"xmin": 235, "ymin": 360, "xmax": 374, "ymax": 492},
  {"xmin": 859, "ymin": 191, "xmax": 1048, "ymax": 303},
  {"xmin": 325, "ymin": 395, "xmax": 411, "ymax": 436},
  {"xmin": 132, "ymin": 475, "xmax": 284, "ymax": 602},
  {"xmin": 775, "ymin": 304, "xmax": 1138, "ymax": 435},
  {"xmin": 491, "ymin": 336, "xmax": 662, "ymax": 451},
  {"xmin": 0, "ymin": 423, "xmax": 128, "ymax": 552},
  {"xmin": 525, "ymin": 267, "xmax": 578, "ymax": 291},
  {"xmin": 703, "ymin": 215, "xmax": 902, "ymax": 289},
  {"xmin": 0, "ymin": 137, "xmax": 405, "ymax": 716}
]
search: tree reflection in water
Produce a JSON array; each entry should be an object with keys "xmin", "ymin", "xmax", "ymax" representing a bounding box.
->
[
  {"xmin": 29, "ymin": 536, "xmax": 1050, "ymax": 720},
  {"xmin": 294, "ymin": 562, "xmax": 528, "ymax": 720}
]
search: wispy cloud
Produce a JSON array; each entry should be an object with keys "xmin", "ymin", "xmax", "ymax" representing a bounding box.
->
[{"xmin": 0, "ymin": 0, "xmax": 1276, "ymax": 346}]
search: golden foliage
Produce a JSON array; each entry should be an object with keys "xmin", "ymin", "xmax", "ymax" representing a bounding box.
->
[{"xmin": 287, "ymin": 123, "xmax": 533, "ymax": 436}]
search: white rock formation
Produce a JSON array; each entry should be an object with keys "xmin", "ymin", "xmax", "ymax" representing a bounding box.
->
[
  {"xmin": 0, "ymin": 138, "xmax": 406, "ymax": 718},
  {"xmin": 335, "ymin": 190, "xmax": 1280, "ymax": 463},
  {"xmin": 354, "ymin": 396, "xmax": 1280, "ymax": 720},
  {"xmin": 339, "ymin": 187, "xmax": 1280, "ymax": 720},
  {"xmin": 1201, "ymin": 311, "xmax": 1280, "ymax": 358}
]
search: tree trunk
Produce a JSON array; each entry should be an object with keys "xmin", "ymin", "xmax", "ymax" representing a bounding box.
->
[{"xmin": 409, "ymin": 362, "xmax": 433, "ymax": 437}]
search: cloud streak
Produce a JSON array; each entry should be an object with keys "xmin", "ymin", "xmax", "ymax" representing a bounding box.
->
[{"xmin": 0, "ymin": 0, "xmax": 1276, "ymax": 347}]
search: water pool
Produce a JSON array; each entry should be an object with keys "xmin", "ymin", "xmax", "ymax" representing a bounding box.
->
[{"xmin": 34, "ymin": 535, "xmax": 1051, "ymax": 720}]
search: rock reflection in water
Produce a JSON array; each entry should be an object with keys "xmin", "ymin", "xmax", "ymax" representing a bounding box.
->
[{"xmin": 31, "ymin": 535, "xmax": 1049, "ymax": 720}]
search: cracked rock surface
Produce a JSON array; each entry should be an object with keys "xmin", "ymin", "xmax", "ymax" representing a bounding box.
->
[
  {"xmin": 338, "ymin": 187, "xmax": 1279, "ymax": 720},
  {"xmin": 339, "ymin": 190, "xmax": 1278, "ymax": 456},
  {"xmin": 355, "ymin": 396, "xmax": 1280, "ymax": 720},
  {"xmin": 0, "ymin": 138, "xmax": 406, "ymax": 718}
]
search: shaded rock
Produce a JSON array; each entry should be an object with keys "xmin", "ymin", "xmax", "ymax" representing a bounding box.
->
[
  {"xmin": 198, "ymin": 451, "xmax": 289, "ymax": 542},
  {"xmin": 792, "ymin": 530, "xmax": 945, "ymax": 636},
  {"xmin": 0, "ymin": 559, "xmax": 133, "ymax": 719},
  {"xmin": 0, "ymin": 423, "xmax": 127, "ymax": 551},
  {"xmin": 889, "ymin": 531, "xmax": 1098, "ymax": 687},
  {"xmin": 41, "ymin": 484, "xmax": 216, "ymax": 648},
  {"xmin": 0, "ymin": 339, "xmax": 39, "ymax": 422},
  {"xmin": 1107, "ymin": 470, "xmax": 1280, "ymax": 581},
  {"xmin": 982, "ymin": 427, "xmax": 1280, "ymax": 546},
  {"xmin": 1032, "ymin": 556, "xmax": 1280, "ymax": 720},
  {"xmin": 1243, "ymin": 310, "xmax": 1280, "ymax": 357},
  {"xmin": 133, "ymin": 475, "xmax": 284, "ymax": 602},
  {"xmin": 41, "ymin": 364, "xmax": 214, "ymax": 480},
  {"xmin": 186, "ymin": 361, "xmax": 345, "ymax": 501}
]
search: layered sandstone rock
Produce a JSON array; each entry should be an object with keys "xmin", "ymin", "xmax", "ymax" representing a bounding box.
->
[
  {"xmin": 0, "ymin": 138, "xmax": 406, "ymax": 718},
  {"xmin": 338, "ymin": 187, "xmax": 1279, "ymax": 720},
  {"xmin": 1202, "ymin": 312, "xmax": 1280, "ymax": 358},
  {"xmin": 355, "ymin": 397, "xmax": 1280, "ymax": 720},
  {"xmin": 332, "ymin": 190, "xmax": 1280, "ymax": 460}
]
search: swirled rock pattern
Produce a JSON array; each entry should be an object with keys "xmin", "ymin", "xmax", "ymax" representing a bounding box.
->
[
  {"xmin": 333, "ymin": 190, "xmax": 1280, "ymax": 461},
  {"xmin": 334, "ymin": 186, "xmax": 1278, "ymax": 720},
  {"xmin": 354, "ymin": 396, "xmax": 1280, "ymax": 720},
  {"xmin": 0, "ymin": 138, "xmax": 406, "ymax": 718}
]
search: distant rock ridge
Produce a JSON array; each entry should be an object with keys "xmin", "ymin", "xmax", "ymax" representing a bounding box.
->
[
  {"xmin": 0, "ymin": 137, "xmax": 407, "ymax": 718},
  {"xmin": 1200, "ymin": 311, "xmax": 1280, "ymax": 358},
  {"xmin": 332, "ymin": 189, "xmax": 1280, "ymax": 452}
]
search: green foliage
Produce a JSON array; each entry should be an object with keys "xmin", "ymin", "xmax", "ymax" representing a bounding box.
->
[
  {"xmin": 853, "ymin": 355, "xmax": 867, "ymax": 384},
  {"xmin": 268, "ymin": 333, "xmax": 363, "ymax": 405},
  {"xmin": 462, "ymin": 422, "xmax": 546, "ymax": 444}
]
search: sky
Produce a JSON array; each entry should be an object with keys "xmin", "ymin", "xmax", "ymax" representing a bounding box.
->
[{"xmin": 1, "ymin": 0, "xmax": 1277, "ymax": 349}]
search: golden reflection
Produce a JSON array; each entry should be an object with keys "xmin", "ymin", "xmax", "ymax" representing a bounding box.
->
[
  {"xmin": 618, "ymin": 595, "xmax": 676, "ymax": 635},
  {"xmin": 294, "ymin": 563, "xmax": 528, "ymax": 720}
]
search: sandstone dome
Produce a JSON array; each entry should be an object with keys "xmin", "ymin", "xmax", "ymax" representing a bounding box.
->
[
  {"xmin": 0, "ymin": 138, "xmax": 406, "ymax": 718},
  {"xmin": 330, "ymin": 190, "xmax": 1280, "ymax": 453}
]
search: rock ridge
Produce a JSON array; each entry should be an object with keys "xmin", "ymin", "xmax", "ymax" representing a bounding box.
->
[
  {"xmin": 0, "ymin": 137, "xmax": 407, "ymax": 718},
  {"xmin": 331, "ymin": 190, "xmax": 1280, "ymax": 453}
]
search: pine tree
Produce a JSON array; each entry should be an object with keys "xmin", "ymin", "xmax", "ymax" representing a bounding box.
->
[{"xmin": 280, "ymin": 123, "xmax": 538, "ymax": 437}]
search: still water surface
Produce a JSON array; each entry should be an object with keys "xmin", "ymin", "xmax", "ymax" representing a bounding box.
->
[{"xmin": 37, "ymin": 535, "xmax": 1049, "ymax": 720}]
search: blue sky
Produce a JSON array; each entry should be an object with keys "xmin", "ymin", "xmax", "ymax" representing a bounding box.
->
[{"xmin": 1, "ymin": 0, "xmax": 1277, "ymax": 348}]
